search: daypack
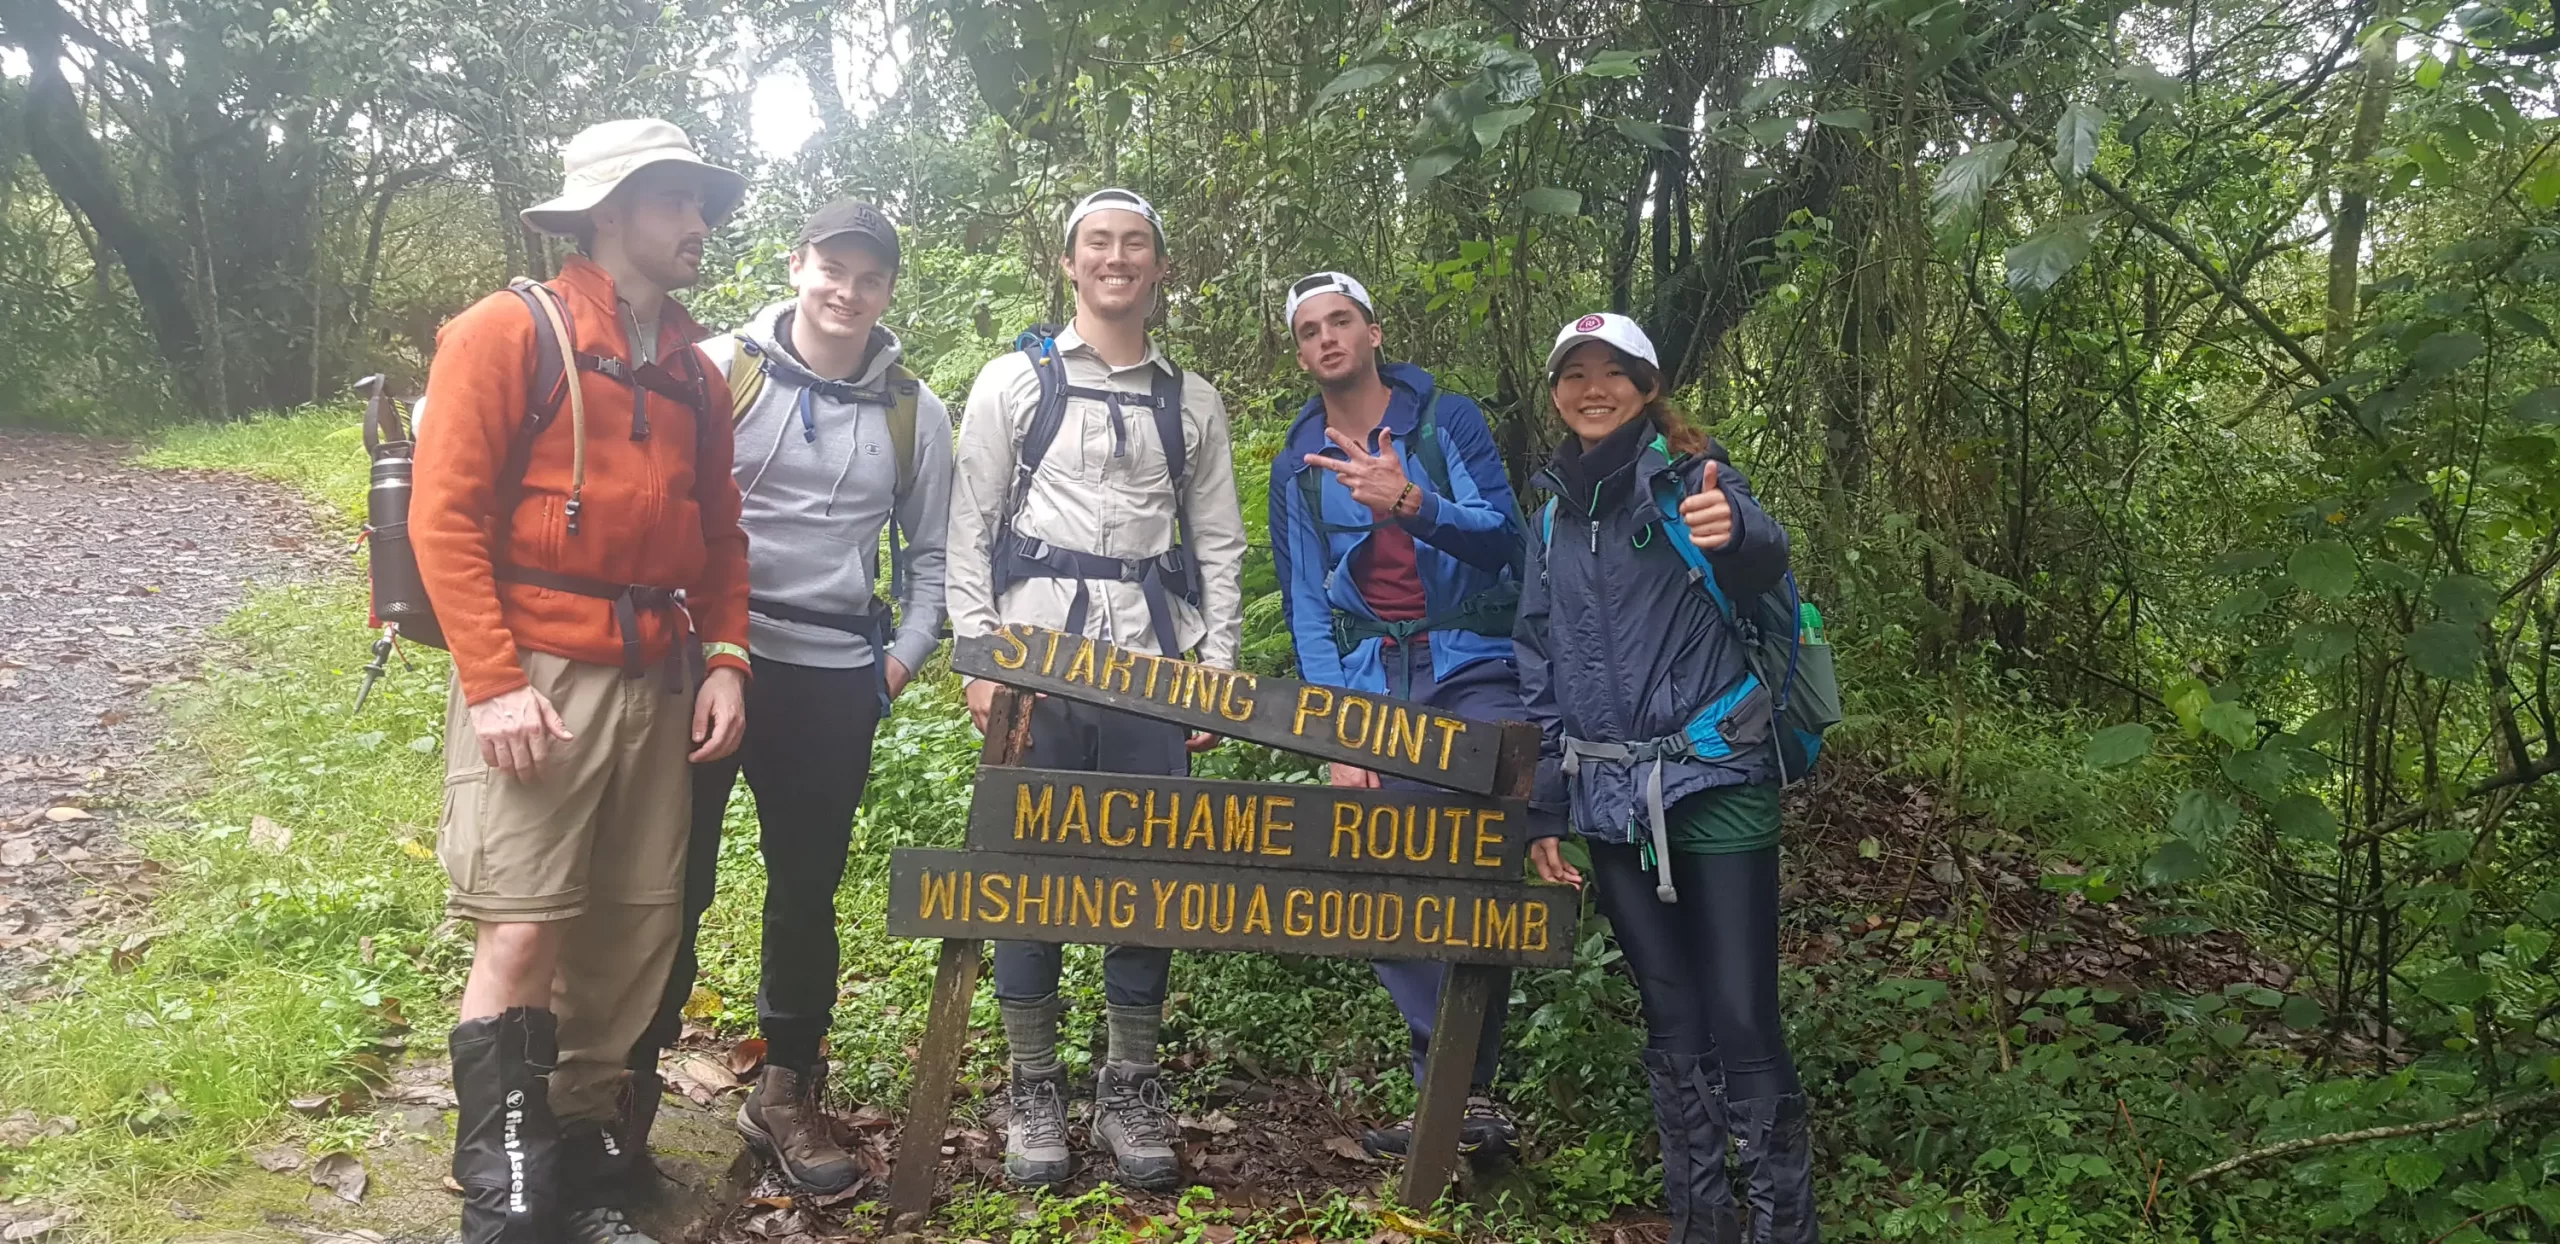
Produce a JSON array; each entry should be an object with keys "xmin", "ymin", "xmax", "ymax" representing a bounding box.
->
[
  {"xmin": 1537, "ymin": 442, "xmax": 1841, "ymax": 784},
  {"xmin": 1292, "ymin": 389, "xmax": 1523, "ymax": 688},
  {"xmin": 988, "ymin": 324, "xmax": 1200, "ymax": 656},
  {"xmin": 356, "ymin": 279, "xmax": 714, "ymax": 704}
]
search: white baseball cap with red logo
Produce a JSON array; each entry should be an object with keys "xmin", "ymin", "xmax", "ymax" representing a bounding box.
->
[{"xmin": 1546, "ymin": 311, "xmax": 1660, "ymax": 377}]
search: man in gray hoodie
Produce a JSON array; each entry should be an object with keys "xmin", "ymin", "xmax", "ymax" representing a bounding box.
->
[{"xmin": 624, "ymin": 200, "xmax": 953, "ymax": 1196}]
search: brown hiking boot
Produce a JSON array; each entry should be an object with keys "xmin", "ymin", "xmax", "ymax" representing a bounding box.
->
[{"xmin": 736, "ymin": 1064, "xmax": 857, "ymax": 1194}]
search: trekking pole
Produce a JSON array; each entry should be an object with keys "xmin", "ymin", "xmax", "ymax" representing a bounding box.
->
[{"xmin": 355, "ymin": 624, "xmax": 397, "ymax": 713}]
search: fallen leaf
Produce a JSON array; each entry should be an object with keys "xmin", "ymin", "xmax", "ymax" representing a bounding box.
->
[
  {"xmin": 97, "ymin": 711, "xmax": 127, "ymax": 727},
  {"xmin": 747, "ymin": 1196, "xmax": 795, "ymax": 1210},
  {"xmin": 727, "ymin": 1037, "xmax": 768, "ymax": 1078},
  {"xmin": 1322, "ymin": 1135, "xmax": 1374, "ymax": 1163},
  {"xmin": 1380, "ymin": 1209, "xmax": 1454, "ymax": 1240},
  {"xmin": 112, "ymin": 932, "xmax": 154, "ymax": 972},
  {"xmin": 2, "ymin": 1212, "xmax": 71, "ymax": 1242},
  {"xmin": 0, "ymin": 839, "xmax": 33, "ymax": 867},
  {"xmin": 252, "ymin": 1144, "xmax": 305, "ymax": 1173},
  {"xmin": 42, "ymin": 807, "xmax": 90, "ymax": 823},
  {"xmin": 310, "ymin": 1151, "xmax": 367, "ymax": 1203},
  {"xmin": 1180, "ymin": 1110, "xmax": 1240, "ymax": 1136},
  {"xmin": 0, "ymin": 1112, "xmax": 77, "ymax": 1147},
  {"xmin": 288, "ymin": 1094, "xmax": 335, "ymax": 1116},
  {"xmin": 667, "ymin": 1054, "xmax": 736, "ymax": 1104},
  {"xmin": 250, "ymin": 816, "xmax": 291, "ymax": 854}
]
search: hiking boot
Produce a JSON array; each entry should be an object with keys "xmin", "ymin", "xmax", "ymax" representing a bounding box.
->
[
  {"xmin": 1730, "ymin": 1093, "xmax": 1818, "ymax": 1244},
  {"xmin": 1003, "ymin": 1066, "xmax": 1073, "ymax": 1187},
  {"xmin": 736, "ymin": 1064, "xmax": 858, "ymax": 1195},
  {"xmin": 449, "ymin": 1008, "xmax": 561, "ymax": 1244},
  {"xmin": 1360, "ymin": 1113, "xmax": 1413, "ymax": 1158},
  {"xmin": 1360, "ymin": 1093, "xmax": 1518, "ymax": 1161},
  {"xmin": 1460, "ymin": 1094, "xmax": 1520, "ymax": 1159},
  {"xmin": 1090, "ymin": 1062, "xmax": 1181, "ymax": 1191},
  {"xmin": 562, "ymin": 1206, "xmax": 658, "ymax": 1244}
]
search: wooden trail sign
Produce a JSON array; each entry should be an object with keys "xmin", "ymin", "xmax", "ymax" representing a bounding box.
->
[
  {"xmin": 889, "ymin": 848, "xmax": 1571, "ymax": 967},
  {"xmin": 966, "ymin": 765, "xmax": 1531, "ymax": 879},
  {"xmin": 888, "ymin": 668, "xmax": 1569, "ymax": 1227},
  {"xmin": 953, "ymin": 624, "xmax": 1508, "ymax": 794}
]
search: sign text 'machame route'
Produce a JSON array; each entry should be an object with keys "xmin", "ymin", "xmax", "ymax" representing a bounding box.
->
[{"xmin": 953, "ymin": 625, "xmax": 1506, "ymax": 794}]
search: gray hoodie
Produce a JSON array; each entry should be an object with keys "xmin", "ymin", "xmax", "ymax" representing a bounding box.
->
[{"xmin": 698, "ymin": 301, "xmax": 953, "ymax": 673}]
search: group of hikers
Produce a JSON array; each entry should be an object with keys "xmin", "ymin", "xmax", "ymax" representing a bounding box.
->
[{"xmin": 409, "ymin": 118, "xmax": 1818, "ymax": 1244}]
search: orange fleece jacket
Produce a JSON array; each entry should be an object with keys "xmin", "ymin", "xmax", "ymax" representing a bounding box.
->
[{"xmin": 412, "ymin": 256, "xmax": 752, "ymax": 705}]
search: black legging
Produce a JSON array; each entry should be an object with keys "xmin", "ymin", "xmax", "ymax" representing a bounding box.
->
[{"xmin": 1589, "ymin": 841, "xmax": 1801, "ymax": 1102}]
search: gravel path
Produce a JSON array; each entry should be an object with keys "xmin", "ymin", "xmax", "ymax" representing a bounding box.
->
[{"xmin": 0, "ymin": 431, "xmax": 328, "ymax": 988}]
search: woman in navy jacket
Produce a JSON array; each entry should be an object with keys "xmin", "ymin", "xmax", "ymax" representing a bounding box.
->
[{"xmin": 1516, "ymin": 313, "xmax": 1817, "ymax": 1243}]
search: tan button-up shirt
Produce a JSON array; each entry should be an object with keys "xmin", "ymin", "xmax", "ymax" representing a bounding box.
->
[{"xmin": 947, "ymin": 325, "xmax": 1247, "ymax": 667}]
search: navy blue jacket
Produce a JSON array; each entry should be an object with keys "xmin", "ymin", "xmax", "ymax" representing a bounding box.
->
[
  {"xmin": 1516, "ymin": 432, "xmax": 1790, "ymax": 843},
  {"xmin": 1270, "ymin": 364, "xmax": 1523, "ymax": 692}
]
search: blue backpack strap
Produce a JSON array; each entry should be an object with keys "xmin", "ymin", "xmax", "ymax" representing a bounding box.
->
[
  {"xmin": 1539, "ymin": 496, "xmax": 1556, "ymax": 546},
  {"xmin": 1647, "ymin": 468, "xmax": 1732, "ymax": 619}
]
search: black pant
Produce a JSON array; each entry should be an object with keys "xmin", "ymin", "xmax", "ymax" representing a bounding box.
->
[
  {"xmin": 990, "ymin": 695, "xmax": 1190, "ymax": 1007},
  {"xmin": 1589, "ymin": 841, "xmax": 1801, "ymax": 1102},
  {"xmin": 636, "ymin": 655, "xmax": 882, "ymax": 1073}
]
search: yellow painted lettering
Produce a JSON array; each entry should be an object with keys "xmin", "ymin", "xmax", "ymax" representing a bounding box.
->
[
  {"xmin": 1015, "ymin": 874, "xmax": 1049, "ymax": 925},
  {"xmin": 991, "ymin": 626, "xmax": 1030, "ymax": 669},
  {"xmin": 1522, "ymin": 900, "xmax": 1549, "ymax": 952},
  {"xmin": 1072, "ymin": 876, "xmax": 1105, "ymax": 928},
  {"xmin": 1292, "ymin": 685, "xmax": 1335, "ymax": 737},
  {"xmin": 920, "ymin": 870, "xmax": 959, "ymax": 921},
  {"xmin": 1208, "ymin": 884, "xmax": 1236, "ymax": 934},
  {"xmin": 1180, "ymin": 883, "xmax": 1205, "ymax": 931},
  {"xmin": 1014, "ymin": 783, "xmax": 1054, "ymax": 842},
  {"xmin": 1243, "ymin": 884, "xmax": 1274, "ymax": 934},
  {"xmin": 1386, "ymin": 705, "xmax": 1429, "ymax": 764},
  {"xmin": 1404, "ymin": 806, "xmax": 1439, "ymax": 863},
  {"xmin": 1262, "ymin": 796, "xmax": 1296, "ymax": 856},
  {"xmin": 1109, "ymin": 879, "xmax": 1138, "ymax": 929},
  {"xmin": 1473, "ymin": 809, "xmax": 1505, "ymax": 867},
  {"xmin": 1103, "ymin": 646, "xmax": 1139, "ymax": 692},
  {"xmin": 1347, "ymin": 892, "xmax": 1374, "ymax": 941},
  {"xmin": 1415, "ymin": 896, "xmax": 1442, "ymax": 943},
  {"xmin": 1143, "ymin": 791, "xmax": 1178, "ymax": 848},
  {"xmin": 1367, "ymin": 806, "xmax": 1399, "ymax": 861},
  {"xmin": 1222, "ymin": 795, "xmax": 1259, "ymax": 854},
  {"xmin": 1335, "ymin": 697, "xmax": 1373, "ymax": 752},
  {"xmin": 1377, "ymin": 893, "xmax": 1405, "ymax": 942},
  {"xmin": 1484, "ymin": 899, "xmax": 1520, "ymax": 950},
  {"xmin": 1318, "ymin": 890, "xmax": 1344, "ymax": 939},
  {"xmin": 980, "ymin": 873, "xmax": 1011, "ymax": 923},
  {"xmin": 1151, "ymin": 879, "xmax": 1178, "ymax": 930},
  {"xmin": 1099, "ymin": 789, "xmax": 1137, "ymax": 847},
  {"xmin": 1217, "ymin": 672, "xmax": 1257, "ymax": 722},
  {"xmin": 1184, "ymin": 794, "xmax": 1217, "ymax": 851},
  {"xmin": 1331, "ymin": 801, "xmax": 1363, "ymax": 860},
  {"xmin": 1284, "ymin": 889, "xmax": 1314, "ymax": 937},
  {"xmin": 1065, "ymin": 637, "xmax": 1098, "ymax": 687},
  {"xmin": 1434, "ymin": 717, "xmax": 1466, "ymax": 769}
]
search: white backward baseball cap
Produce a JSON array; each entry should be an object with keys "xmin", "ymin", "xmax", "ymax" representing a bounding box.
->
[
  {"xmin": 1063, "ymin": 187, "xmax": 1165, "ymax": 248},
  {"xmin": 520, "ymin": 119, "xmax": 747, "ymax": 236},
  {"xmin": 1546, "ymin": 311, "xmax": 1661, "ymax": 377},
  {"xmin": 1283, "ymin": 271, "xmax": 1375, "ymax": 327}
]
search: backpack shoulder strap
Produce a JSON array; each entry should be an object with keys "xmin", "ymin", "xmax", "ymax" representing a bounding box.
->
[
  {"xmin": 1150, "ymin": 363, "xmax": 1187, "ymax": 488},
  {"xmin": 1014, "ymin": 339, "xmax": 1071, "ymax": 495},
  {"xmin": 1538, "ymin": 496, "xmax": 1556, "ymax": 546},
  {"xmin": 1648, "ymin": 464, "xmax": 1732, "ymax": 620},
  {"xmin": 504, "ymin": 278, "xmax": 589, "ymax": 532},
  {"xmin": 1412, "ymin": 389, "xmax": 1452, "ymax": 496},
  {"xmin": 726, "ymin": 337, "xmax": 768, "ymax": 423},
  {"xmin": 887, "ymin": 362, "xmax": 921, "ymax": 491}
]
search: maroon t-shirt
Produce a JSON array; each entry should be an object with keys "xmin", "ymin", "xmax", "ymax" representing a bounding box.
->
[{"xmin": 1354, "ymin": 521, "xmax": 1429, "ymax": 622}]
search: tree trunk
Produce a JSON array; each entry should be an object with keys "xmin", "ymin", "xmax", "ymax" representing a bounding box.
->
[{"xmin": 2323, "ymin": 0, "xmax": 2400, "ymax": 368}]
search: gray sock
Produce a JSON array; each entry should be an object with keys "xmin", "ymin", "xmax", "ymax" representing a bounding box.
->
[
  {"xmin": 1105, "ymin": 1003, "xmax": 1163, "ymax": 1068},
  {"xmin": 1002, "ymin": 994, "xmax": 1064, "ymax": 1077}
]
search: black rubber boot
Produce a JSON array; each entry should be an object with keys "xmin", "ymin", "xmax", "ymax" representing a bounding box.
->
[
  {"xmin": 1642, "ymin": 1049, "xmax": 1743, "ymax": 1244},
  {"xmin": 1729, "ymin": 1093, "xmax": 1819, "ymax": 1244},
  {"xmin": 449, "ymin": 1008, "xmax": 561, "ymax": 1244},
  {"xmin": 618, "ymin": 1068, "xmax": 664, "ymax": 1197}
]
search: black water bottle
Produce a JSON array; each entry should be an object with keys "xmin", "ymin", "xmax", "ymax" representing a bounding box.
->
[{"xmin": 359, "ymin": 377, "xmax": 447, "ymax": 650}]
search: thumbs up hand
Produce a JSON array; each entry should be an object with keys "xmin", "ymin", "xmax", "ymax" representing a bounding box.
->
[{"xmin": 1678, "ymin": 460, "xmax": 1737, "ymax": 551}]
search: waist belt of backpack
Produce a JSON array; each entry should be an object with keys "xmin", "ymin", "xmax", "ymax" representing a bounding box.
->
[
  {"xmin": 999, "ymin": 533, "xmax": 1187, "ymax": 657},
  {"xmin": 1560, "ymin": 733, "xmax": 1694, "ymax": 906},
  {"xmin": 498, "ymin": 565, "xmax": 700, "ymax": 692},
  {"xmin": 1330, "ymin": 581, "xmax": 1521, "ymax": 699},
  {"xmin": 748, "ymin": 595, "xmax": 891, "ymax": 650}
]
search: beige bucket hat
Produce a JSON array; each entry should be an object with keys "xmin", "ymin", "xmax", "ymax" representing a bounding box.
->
[{"xmin": 520, "ymin": 119, "xmax": 748, "ymax": 236}]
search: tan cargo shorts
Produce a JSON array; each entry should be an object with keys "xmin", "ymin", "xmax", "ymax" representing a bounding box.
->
[{"xmin": 436, "ymin": 650, "xmax": 692, "ymax": 922}]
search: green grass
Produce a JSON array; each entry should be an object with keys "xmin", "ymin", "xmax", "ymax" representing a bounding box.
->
[{"xmin": 140, "ymin": 402, "xmax": 372, "ymax": 529}]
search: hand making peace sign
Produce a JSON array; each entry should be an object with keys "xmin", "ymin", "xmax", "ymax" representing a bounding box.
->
[{"xmin": 1304, "ymin": 428, "xmax": 1421, "ymax": 519}]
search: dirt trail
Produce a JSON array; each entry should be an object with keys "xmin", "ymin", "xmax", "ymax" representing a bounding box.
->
[{"xmin": 0, "ymin": 431, "xmax": 327, "ymax": 989}]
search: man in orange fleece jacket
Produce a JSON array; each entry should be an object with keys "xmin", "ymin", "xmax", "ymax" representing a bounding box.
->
[{"xmin": 411, "ymin": 118, "xmax": 751, "ymax": 1244}]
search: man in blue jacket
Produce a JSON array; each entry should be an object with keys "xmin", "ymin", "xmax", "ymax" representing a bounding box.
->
[{"xmin": 1267, "ymin": 271, "xmax": 1526, "ymax": 1160}]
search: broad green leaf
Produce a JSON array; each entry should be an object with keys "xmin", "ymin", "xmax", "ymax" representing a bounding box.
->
[
  {"xmin": 1479, "ymin": 44, "xmax": 1543, "ymax": 103},
  {"xmin": 1406, "ymin": 150, "xmax": 1464, "ymax": 184},
  {"xmin": 2518, "ymin": 387, "xmax": 2560, "ymax": 423},
  {"xmin": 2405, "ymin": 621, "xmax": 2482, "ymax": 681},
  {"xmin": 1930, "ymin": 140, "xmax": 2017, "ymax": 230},
  {"xmin": 2418, "ymin": 965, "xmax": 2494, "ymax": 1006},
  {"xmin": 2280, "ymin": 993, "xmax": 2327, "ymax": 1029},
  {"xmin": 2005, "ymin": 216, "xmax": 2096, "ymax": 294},
  {"xmin": 1472, "ymin": 106, "xmax": 1535, "ymax": 151},
  {"xmin": 2410, "ymin": 329, "xmax": 2486, "ymax": 377},
  {"xmin": 2210, "ymin": 587, "xmax": 2270, "ymax": 626},
  {"xmin": 2209, "ymin": 548, "xmax": 2282, "ymax": 575},
  {"xmin": 2171, "ymin": 789, "xmax": 2241, "ymax": 840},
  {"xmin": 1740, "ymin": 77, "xmax": 1789, "ymax": 112},
  {"xmin": 1799, "ymin": 0, "xmax": 1851, "ymax": 28},
  {"xmin": 2199, "ymin": 700, "xmax": 2257, "ymax": 748},
  {"xmin": 1744, "ymin": 115, "xmax": 1797, "ymax": 145},
  {"xmin": 2270, "ymin": 794, "xmax": 2338, "ymax": 842},
  {"xmin": 2385, "ymin": 1150, "xmax": 2445, "ymax": 1193},
  {"xmin": 1584, "ymin": 49, "xmax": 1648, "ymax": 78},
  {"xmin": 2166, "ymin": 678, "xmax": 2214, "ymax": 737},
  {"xmin": 1521, "ymin": 187, "xmax": 1582, "ymax": 215},
  {"xmin": 2084, "ymin": 723, "xmax": 2154, "ymax": 768},
  {"xmin": 2507, "ymin": 925, "xmax": 2552, "ymax": 963},
  {"xmin": 2529, "ymin": 161, "xmax": 2560, "ymax": 210},
  {"xmin": 1615, "ymin": 118, "xmax": 1674, "ymax": 150},
  {"xmin": 2416, "ymin": 53, "xmax": 2447, "ymax": 90},
  {"xmin": 1815, "ymin": 108, "xmax": 1873, "ymax": 132},
  {"xmin": 2287, "ymin": 541, "xmax": 2358, "ymax": 600},
  {"xmin": 2116, "ymin": 63, "xmax": 2182, "ymax": 109},
  {"xmin": 2141, "ymin": 839, "xmax": 2209, "ymax": 886},
  {"xmin": 1318, "ymin": 63, "xmax": 1397, "ymax": 103},
  {"xmin": 2433, "ymin": 574, "xmax": 2498, "ymax": 627},
  {"xmin": 2222, "ymin": 747, "xmax": 2290, "ymax": 800},
  {"xmin": 2052, "ymin": 101, "xmax": 2103, "ymax": 183},
  {"xmin": 2498, "ymin": 306, "xmax": 2556, "ymax": 345}
]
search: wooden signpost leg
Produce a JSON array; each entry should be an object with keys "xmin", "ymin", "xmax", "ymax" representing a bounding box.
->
[
  {"xmin": 887, "ymin": 936, "xmax": 983, "ymax": 1228},
  {"xmin": 1397, "ymin": 962, "xmax": 1501, "ymax": 1208},
  {"xmin": 888, "ymin": 689, "xmax": 1028, "ymax": 1229}
]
